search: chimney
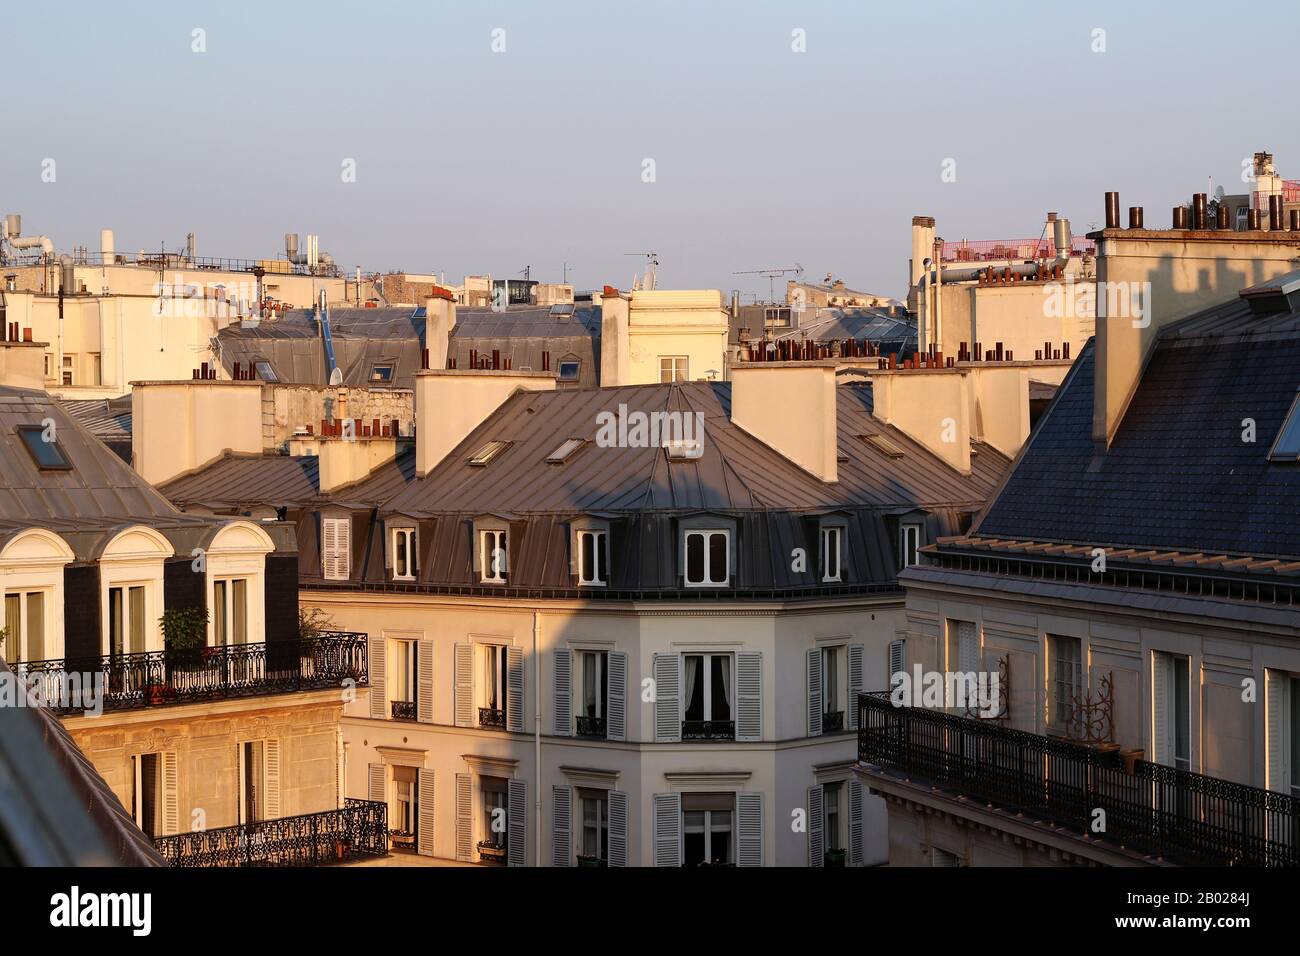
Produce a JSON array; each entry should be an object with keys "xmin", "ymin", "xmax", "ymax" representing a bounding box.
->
[
  {"xmin": 415, "ymin": 368, "xmax": 556, "ymax": 477},
  {"xmin": 730, "ymin": 361, "xmax": 837, "ymax": 482},
  {"xmin": 870, "ymin": 367, "xmax": 972, "ymax": 474},
  {"xmin": 290, "ymin": 432, "xmax": 406, "ymax": 493},
  {"xmin": 131, "ymin": 379, "xmax": 264, "ymax": 485},
  {"xmin": 0, "ymin": 338, "xmax": 48, "ymax": 390},
  {"xmin": 599, "ymin": 287, "xmax": 630, "ymax": 386},
  {"xmin": 424, "ymin": 287, "xmax": 457, "ymax": 370},
  {"xmin": 909, "ymin": 216, "xmax": 936, "ymax": 305}
]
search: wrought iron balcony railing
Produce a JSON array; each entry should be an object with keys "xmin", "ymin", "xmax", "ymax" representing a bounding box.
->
[
  {"xmin": 575, "ymin": 715, "xmax": 606, "ymax": 738},
  {"xmin": 15, "ymin": 632, "xmax": 368, "ymax": 715},
  {"xmin": 478, "ymin": 707, "xmax": 506, "ymax": 729},
  {"xmin": 154, "ymin": 799, "xmax": 388, "ymax": 867},
  {"xmin": 857, "ymin": 692, "xmax": 1300, "ymax": 867},
  {"xmin": 682, "ymin": 719, "xmax": 735, "ymax": 740},
  {"xmin": 390, "ymin": 699, "xmax": 416, "ymax": 721}
]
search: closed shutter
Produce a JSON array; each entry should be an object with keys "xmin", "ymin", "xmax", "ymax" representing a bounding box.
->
[
  {"xmin": 652, "ymin": 792, "xmax": 681, "ymax": 867},
  {"xmin": 551, "ymin": 785, "xmax": 571, "ymax": 866},
  {"xmin": 368, "ymin": 763, "xmax": 386, "ymax": 803},
  {"xmin": 553, "ymin": 648, "xmax": 572, "ymax": 736},
  {"xmin": 455, "ymin": 773, "xmax": 473, "ymax": 861},
  {"xmin": 807, "ymin": 784, "xmax": 824, "ymax": 867},
  {"xmin": 322, "ymin": 517, "xmax": 351, "ymax": 580},
  {"xmin": 1266, "ymin": 670, "xmax": 1290, "ymax": 793},
  {"xmin": 653, "ymin": 653, "xmax": 681, "ymax": 743},
  {"xmin": 507, "ymin": 779, "xmax": 527, "ymax": 867},
  {"xmin": 957, "ymin": 621, "xmax": 979, "ymax": 673},
  {"xmin": 418, "ymin": 768, "xmax": 436, "ymax": 857},
  {"xmin": 454, "ymin": 643, "xmax": 474, "ymax": 728},
  {"xmin": 321, "ymin": 518, "xmax": 337, "ymax": 579},
  {"xmin": 736, "ymin": 652, "xmax": 762, "ymax": 742},
  {"xmin": 506, "ymin": 646, "xmax": 524, "ymax": 733},
  {"xmin": 848, "ymin": 780, "xmax": 865, "ymax": 866},
  {"xmin": 847, "ymin": 644, "xmax": 865, "ymax": 731},
  {"xmin": 608, "ymin": 790, "xmax": 629, "ymax": 866},
  {"xmin": 737, "ymin": 792, "xmax": 763, "ymax": 867},
  {"xmin": 807, "ymin": 648, "xmax": 823, "ymax": 736},
  {"xmin": 265, "ymin": 739, "xmax": 281, "ymax": 819},
  {"xmin": 888, "ymin": 640, "xmax": 905, "ymax": 682},
  {"xmin": 417, "ymin": 638, "xmax": 434, "ymax": 723},
  {"xmin": 368, "ymin": 635, "xmax": 386, "ymax": 719},
  {"xmin": 161, "ymin": 752, "xmax": 179, "ymax": 836},
  {"xmin": 607, "ymin": 651, "xmax": 627, "ymax": 741},
  {"xmin": 1152, "ymin": 652, "xmax": 1170, "ymax": 765}
]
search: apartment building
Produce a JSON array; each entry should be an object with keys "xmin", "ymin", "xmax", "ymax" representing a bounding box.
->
[{"xmin": 859, "ymin": 213, "xmax": 1300, "ymax": 867}]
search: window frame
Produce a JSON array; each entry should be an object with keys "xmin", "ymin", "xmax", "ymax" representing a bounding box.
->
[
  {"xmin": 683, "ymin": 529, "xmax": 730, "ymax": 588},
  {"xmin": 211, "ymin": 576, "xmax": 251, "ymax": 646},
  {"xmin": 681, "ymin": 651, "xmax": 735, "ymax": 728},
  {"xmin": 479, "ymin": 528, "xmax": 509, "ymax": 584},
  {"xmin": 659, "ymin": 355, "xmax": 689, "ymax": 383},
  {"xmin": 321, "ymin": 515, "xmax": 352, "ymax": 581},
  {"xmin": 898, "ymin": 522, "xmax": 922, "ymax": 569},
  {"xmin": 391, "ymin": 526, "xmax": 417, "ymax": 581},
  {"xmin": 15, "ymin": 425, "xmax": 73, "ymax": 471},
  {"xmin": 576, "ymin": 529, "xmax": 608, "ymax": 587},
  {"xmin": 2, "ymin": 588, "xmax": 50, "ymax": 663},
  {"xmin": 1046, "ymin": 634, "xmax": 1083, "ymax": 733},
  {"xmin": 556, "ymin": 359, "xmax": 581, "ymax": 382},
  {"xmin": 820, "ymin": 525, "xmax": 844, "ymax": 583}
]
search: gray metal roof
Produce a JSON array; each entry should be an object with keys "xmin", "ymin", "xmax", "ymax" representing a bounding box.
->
[{"xmin": 59, "ymin": 396, "xmax": 132, "ymax": 463}]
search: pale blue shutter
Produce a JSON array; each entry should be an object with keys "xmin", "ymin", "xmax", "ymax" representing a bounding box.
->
[
  {"xmin": 807, "ymin": 784, "xmax": 824, "ymax": 867},
  {"xmin": 654, "ymin": 654, "xmax": 681, "ymax": 742},
  {"xmin": 652, "ymin": 792, "xmax": 681, "ymax": 867},
  {"xmin": 737, "ymin": 792, "xmax": 763, "ymax": 866},
  {"xmin": 607, "ymin": 651, "xmax": 627, "ymax": 741},
  {"xmin": 608, "ymin": 790, "xmax": 629, "ymax": 866},
  {"xmin": 553, "ymin": 648, "xmax": 572, "ymax": 736}
]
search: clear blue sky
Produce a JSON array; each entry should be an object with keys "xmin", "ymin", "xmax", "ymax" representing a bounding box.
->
[{"xmin": 4, "ymin": 0, "xmax": 1295, "ymax": 300}]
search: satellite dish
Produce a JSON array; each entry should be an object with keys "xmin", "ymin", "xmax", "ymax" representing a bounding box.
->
[{"xmin": 329, "ymin": 368, "xmax": 343, "ymax": 387}]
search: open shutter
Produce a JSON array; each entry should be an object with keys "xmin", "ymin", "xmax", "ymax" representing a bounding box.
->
[
  {"xmin": 848, "ymin": 780, "xmax": 865, "ymax": 866},
  {"xmin": 652, "ymin": 792, "xmax": 681, "ymax": 867},
  {"xmin": 368, "ymin": 634, "xmax": 387, "ymax": 719},
  {"xmin": 1152, "ymin": 653, "xmax": 1170, "ymax": 765},
  {"xmin": 506, "ymin": 646, "xmax": 525, "ymax": 733},
  {"xmin": 417, "ymin": 638, "xmax": 434, "ymax": 723},
  {"xmin": 736, "ymin": 652, "xmax": 762, "ymax": 742},
  {"xmin": 507, "ymin": 779, "xmax": 527, "ymax": 866},
  {"xmin": 653, "ymin": 653, "xmax": 681, "ymax": 743},
  {"xmin": 455, "ymin": 773, "xmax": 473, "ymax": 861},
  {"xmin": 553, "ymin": 648, "xmax": 572, "ymax": 737},
  {"xmin": 265, "ymin": 739, "xmax": 281, "ymax": 819},
  {"xmin": 321, "ymin": 518, "xmax": 337, "ymax": 579},
  {"xmin": 807, "ymin": 648, "xmax": 823, "ymax": 736},
  {"xmin": 337, "ymin": 518, "xmax": 352, "ymax": 578},
  {"xmin": 162, "ymin": 752, "xmax": 179, "ymax": 836},
  {"xmin": 1266, "ymin": 670, "xmax": 1290, "ymax": 793},
  {"xmin": 888, "ymin": 639, "xmax": 905, "ymax": 682},
  {"xmin": 368, "ymin": 763, "xmax": 386, "ymax": 803},
  {"xmin": 454, "ymin": 643, "xmax": 474, "ymax": 728},
  {"xmin": 737, "ymin": 792, "xmax": 763, "ymax": 867},
  {"xmin": 608, "ymin": 790, "xmax": 629, "ymax": 866},
  {"xmin": 418, "ymin": 769, "xmax": 436, "ymax": 857},
  {"xmin": 807, "ymin": 784, "xmax": 824, "ymax": 867},
  {"xmin": 847, "ymin": 644, "xmax": 865, "ymax": 731},
  {"xmin": 551, "ymin": 785, "xmax": 571, "ymax": 866},
  {"xmin": 607, "ymin": 651, "xmax": 627, "ymax": 742}
]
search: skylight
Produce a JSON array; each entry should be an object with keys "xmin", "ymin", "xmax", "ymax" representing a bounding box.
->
[
  {"xmin": 1268, "ymin": 392, "xmax": 1300, "ymax": 462},
  {"xmin": 16, "ymin": 425, "xmax": 72, "ymax": 470},
  {"xmin": 255, "ymin": 361, "xmax": 278, "ymax": 383},
  {"xmin": 546, "ymin": 438, "xmax": 586, "ymax": 463},
  {"xmin": 468, "ymin": 440, "xmax": 512, "ymax": 466},
  {"xmin": 665, "ymin": 439, "xmax": 703, "ymax": 460},
  {"xmin": 557, "ymin": 360, "xmax": 581, "ymax": 381},
  {"xmin": 369, "ymin": 363, "xmax": 395, "ymax": 384},
  {"xmin": 861, "ymin": 433, "xmax": 905, "ymax": 458}
]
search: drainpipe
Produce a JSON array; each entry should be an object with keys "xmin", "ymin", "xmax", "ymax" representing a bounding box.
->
[
  {"xmin": 533, "ymin": 609, "xmax": 542, "ymax": 867},
  {"xmin": 932, "ymin": 238, "xmax": 943, "ymax": 354}
]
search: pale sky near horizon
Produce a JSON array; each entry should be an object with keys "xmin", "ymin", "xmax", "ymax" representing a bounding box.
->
[{"xmin": 4, "ymin": 0, "xmax": 1296, "ymax": 301}]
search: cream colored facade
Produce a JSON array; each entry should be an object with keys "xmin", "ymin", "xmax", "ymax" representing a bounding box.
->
[{"xmin": 601, "ymin": 289, "xmax": 731, "ymax": 386}]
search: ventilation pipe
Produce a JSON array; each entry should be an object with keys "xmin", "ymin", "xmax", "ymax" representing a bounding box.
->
[
  {"xmin": 3, "ymin": 215, "xmax": 54, "ymax": 258},
  {"xmin": 100, "ymin": 229, "xmax": 115, "ymax": 264}
]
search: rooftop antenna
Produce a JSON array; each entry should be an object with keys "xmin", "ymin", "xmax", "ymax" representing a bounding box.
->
[
  {"xmin": 731, "ymin": 263, "xmax": 804, "ymax": 303},
  {"xmin": 519, "ymin": 265, "xmax": 531, "ymax": 282},
  {"xmin": 562, "ymin": 261, "xmax": 571, "ymax": 284},
  {"xmin": 623, "ymin": 251, "xmax": 659, "ymax": 290}
]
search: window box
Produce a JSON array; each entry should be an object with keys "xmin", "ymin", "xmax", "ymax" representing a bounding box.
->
[
  {"xmin": 477, "ymin": 840, "xmax": 507, "ymax": 865},
  {"xmin": 822, "ymin": 710, "xmax": 844, "ymax": 733},
  {"xmin": 681, "ymin": 719, "xmax": 735, "ymax": 740}
]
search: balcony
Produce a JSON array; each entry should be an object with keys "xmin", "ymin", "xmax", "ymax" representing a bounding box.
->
[
  {"xmin": 153, "ymin": 799, "xmax": 388, "ymax": 867},
  {"xmin": 390, "ymin": 699, "xmax": 416, "ymax": 721},
  {"xmin": 822, "ymin": 710, "xmax": 845, "ymax": 733},
  {"xmin": 575, "ymin": 715, "xmax": 606, "ymax": 738},
  {"xmin": 478, "ymin": 707, "xmax": 506, "ymax": 729},
  {"xmin": 682, "ymin": 719, "xmax": 735, "ymax": 741},
  {"xmin": 18, "ymin": 632, "xmax": 369, "ymax": 715},
  {"xmin": 477, "ymin": 840, "xmax": 507, "ymax": 865},
  {"xmin": 857, "ymin": 692, "xmax": 1300, "ymax": 867}
]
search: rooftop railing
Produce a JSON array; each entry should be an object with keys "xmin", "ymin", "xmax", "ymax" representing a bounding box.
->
[{"xmin": 939, "ymin": 236, "xmax": 1096, "ymax": 263}]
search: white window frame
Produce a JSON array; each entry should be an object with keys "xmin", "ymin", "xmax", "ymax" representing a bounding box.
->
[
  {"xmin": 391, "ymin": 527, "xmax": 417, "ymax": 581},
  {"xmin": 211, "ymin": 576, "xmax": 251, "ymax": 646},
  {"xmin": 898, "ymin": 522, "xmax": 922, "ymax": 569},
  {"xmin": 479, "ymin": 529, "xmax": 508, "ymax": 584},
  {"xmin": 821, "ymin": 644, "xmax": 843, "ymax": 717},
  {"xmin": 659, "ymin": 355, "xmax": 689, "ymax": 383},
  {"xmin": 479, "ymin": 642, "xmax": 507, "ymax": 713},
  {"xmin": 237, "ymin": 739, "xmax": 268, "ymax": 826},
  {"xmin": 823, "ymin": 780, "xmax": 844, "ymax": 853},
  {"xmin": 683, "ymin": 529, "xmax": 730, "ymax": 588},
  {"xmin": 579, "ymin": 791, "xmax": 609, "ymax": 863},
  {"xmin": 131, "ymin": 751, "xmax": 162, "ymax": 838},
  {"xmin": 682, "ymin": 799, "xmax": 734, "ymax": 866},
  {"xmin": 580, "ymin": 650, "xmax": 607, "ymax": 719},
  {"xmin": 576, "ymin": 529, "xmax": 607, "ymax": 587},
  {"xmin": 681, "ymin": 651, "xmax": 735, "ymax": 725},
  {"xmin": 389, "ymin": 637, "xmax": 417, "ymax": 706},
  {"xmin": 820, "ymin": 525, "xmax": 843, "ymax": 582},
  {"xmin": 106, "ymin": 583, "xmax": 150, "ymax": 657},
  {"xmin": 3, "ymin": 588, "xmax": 51, "ymax": 663}
]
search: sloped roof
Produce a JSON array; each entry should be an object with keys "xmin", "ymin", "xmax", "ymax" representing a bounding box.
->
[{"xmin": 59, "ymin": 396, "xmax": 133, "ymax": 464}]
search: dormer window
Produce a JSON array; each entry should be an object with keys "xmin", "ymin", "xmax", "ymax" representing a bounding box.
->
[
  {"xmin": 684, "ymin": 530, "xmax": 729, "ymax": 587},
  {"xmin": 898, "ymin": 523, "xmax": 922, "ymax": 569},
  {"xmin": 577, "ymin": 530, "xmax": 608, "ymax": 586},
  {"xmin": 820, "ymin": 526, "xmax": 843, "ymax": 582},
  {"xmin": 16, "ymin": 425, "xmax": 72, "ymax": 470},
  {"xmin": 480, "ymin": 529, "xmax": 509, "ymax": 583},
  {"xmin": 392, "ymin": 527, "xmax": 417, "ymax": 581},
  {"xmin": 1268, "ymin": 391, "xmax": 1300, "ymax": 461}
]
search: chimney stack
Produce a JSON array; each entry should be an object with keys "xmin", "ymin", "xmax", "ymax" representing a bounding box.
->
[
  {"xmin": 424, "ymin": 287, "xmax": 457, "ymax": 372},
  {"xmin": 730, "ymin": 361, "xmax": 838, "ymax": 483},
  {"xmin": 598, "ymin": 288, "xmax": 630, "ymax": 386}
]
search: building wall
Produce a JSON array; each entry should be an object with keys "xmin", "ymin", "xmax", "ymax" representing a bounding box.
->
[{"xmin": 625, "ymin": 290, "xmax": 731, "ymax": 385}]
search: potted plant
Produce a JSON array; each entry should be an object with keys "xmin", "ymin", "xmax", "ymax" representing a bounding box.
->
[{"xmin": 159, "ymin": 607, "xmax": 209, "ymax": 685}]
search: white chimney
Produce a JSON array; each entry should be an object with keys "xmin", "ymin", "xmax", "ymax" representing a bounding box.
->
[
  {"xmin": 730, "ymin": 361, "xmax": 838, "ymax": 482},
  {"xmin": 415, "ymin": 369, "xmax": 556, "ymax": 477}
]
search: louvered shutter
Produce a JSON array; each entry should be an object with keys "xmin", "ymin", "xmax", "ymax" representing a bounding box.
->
[
  {"xmin": 889, "ymin": 640, "xmax": 906, "ymax": 682},
  {"xmin": 551, "ymin": 785, "xmax": 571, "ymax": 866},
  {"xmin": 807, "ymin": 784, "xmax": 824, "ymax": 866},
  {"xmin": 1152, "ymin": 653, "xmax": 1170, "ymax": 765},
  {"xmin": 418, "ymin": 768, "xmax": 435, "ymax": 857},
  {"xmin": 608, "ymin": 790, "xmax": 629, "ymax": 866},
  {"xmin": 417, "ymin": 638, "xmax": 434, "ymax": 723},
  {"xmin": 847, "ymin": 644, "xmax": 865, "ymax": 730},
  {"xmin": 848, "ymin": 780, "xmax": 865, "ymax": 866},
  {"xmin": 162, "ymin": 752, "xmax": 179, "ymax": 836},
  {"xmin": 553, "ymin": 648, "xmax": 572, "ymax": 736},
  {"xmin": 337, "ymin": 518, "xmax": 352, "ymax": 578},
  {"xmin": 653, "ymin": 653, "xmax": 681, "ymax": 743},
  {"xmin": 1266, "ymin": 670, "xmax": 1290, "ymax": 793},
  {"xmin": 957, "ymin": 621, "xmax": 979, "ymax": 673},
  {"xmin": 368, "ymin": 634, "xmax": 386, "ymax": 719},
  {"xmin": 454, "ymin": 643, "xmax": 474, "ymax": 728},
  {"xmin": 607, "ymin": 651, "xmax": 627, "ymax": 741},
  {"xmin": 652, "ymin": 792, "xmax": 681, "ymax": 867},
  {"xmin": 506, "ymin": 646, "xmax": 524, "ymax": 733},
  {"xmin": 507, "ymin": 779, "xmax": 527, "ymax": 866},
  {"xmin": 368, "ymin": 763, "xmax": 386, "ymax": 803},
  {"xmin": 807, "ymin": 648, "xmax": 823, "ymax": 736},
  {"xmin": 455, "ymin": 773, "xmax": 473, "ymax": 861},
  {"xmin": 265, "ymin": 739, "xmax": 281, "ymax": 819},
  {"xmin": 321, "ymin": 518, "xmax": 337, "ymax": 579},
  {"xmin": 736, "ymin": 652, "xmax": 762, "ymax": 742},
  {"xmin": 737, "ymin": 792, "xmax": 763, "ymax": 867}
]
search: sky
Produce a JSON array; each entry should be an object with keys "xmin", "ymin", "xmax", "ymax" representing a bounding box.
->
[{"xmin": 3, "ymin": 0, "xmax": 1297, "ymax": 301}]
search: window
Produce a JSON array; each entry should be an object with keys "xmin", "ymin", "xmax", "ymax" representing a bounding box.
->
[
  {"xmin": 579, "ymin": 789, "xmax": 609, "ymax": 864},
  {"xmin": 369, "ymin": 363, "xmax": 395, "ymax": 384},
  {"xmin": 898, "ymin": 523, "xmax": 921, "ymax": 569},
  {"xmin": 820, "ymin": 526, "xmax": 843, "ymax": 582},
  {"xmin": 1268, "ymin": 391, "xmax": 1300, "ymax": 461},
  {"xmin": 578, "ymin": 650, "xmax": 608, "ymax": 736},
  {"xmin": 255, "ymin": 361, "xmax": 278, "ymax": 383},
  {"xmin": 108, "ymin": 586, "xmax": 147, "ymax": 657},
  {"xmin": 546, "ymin": 438, "xmax": 586, "ymax": 464},
  {"xmin": 480, "ymin": 644, "xmax": 507, "ymax": 725},
  {"xmin": 468, "ymin": 440, "xmax": 511, "ymax": 466},
  {"xmin": 823, "ymin": 781, "xmax": 843, "ymax": 857},
  {"xmin": 212, "ymin": 578, "xmax": 249, "ymax": 646},
  {"xmin": 822, "ymin": 646, "xmax": 843, "ymax": 730},
  {"xmin": 683, "ymin": 653, "xmax": 733, "ymax": 738},
  {"xmin": 682, "ymin": 793, "xmax": 733, "ymax": 866},
  {"xmin": 888, "ymin": 639, "xmax": 905, "ymax": 683},
  {"xmin": 392, "ymin": 527, "xmax": 417, "ymax": 581},
  {"xmin": 389, "ymin": 639, "xmax": 417, "ymax": 720},
  {"xmin": 90, "ymin": 353, "xmax": 102, "ymax": 387},
  {"xmin": 481, "ymin": 777, "xmax": 508, "ymax": 853},
  {"xmin": 1153, "ymin": 651, "xmax": 1190, "ymax": 771},
  {"xmin": 863, "ymin": 433, "xmax": 905, "ymax": 458},
  {"xmin": 576, "ymin": 529, "xmax": 608, "ymax": 586},
  {"xmin": 131, "ymin": 753, "xmax": 161, "ymax": 839},
  {"xmin": 931, "ymin": 847, "xmax": 963, "ymax": 867},
  {"xmin": 684, "ymin": 530, "xmax": 729, "ymax": 587},
  {"xmin": 61, "ymin": 354, "xmax": 73, "ymax": 386},
  {"xmin": 240, "ymin": 741, "xmax": 265, "ymax": 824},
  {"xmin": 1048, "ymin": 635, "xmax": 1082, "ymax": 732},
  {"xmin": 16, "ymin": 425, "xmax": 72, "ymax": 470},
  {"xmin": 479, "ymin": 529, "xmax": 508, "ymax": 583},
  {"xmin": 392, "ymin": 766, "xmax": 417, "ymax": 839},
  {"xmin": 659, "ymin": 356, "xmax": 689, "ymax": 383},
  {"xmin": 3, "ymin": 591, "xmax": 46, "ymax": 662},
  {"xmin": 557, "ymin": 360, "xmax": 580, "ymax": 382},
  {"xmin": 764, "ymin": 307, "xmax": 792, "ymax": 327},
  {"xmin": 321, "ymin": 516, "xmax": 351, "ymax": 580}
]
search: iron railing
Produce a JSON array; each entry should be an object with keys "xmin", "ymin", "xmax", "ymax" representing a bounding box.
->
[
  {"xmin": 478, "ymin": 707, "xmax": 506, "ymax": 729},
  {"xmin": 154, "ymin": 799, "xmax": 387, "ymax": 867},
  {"xmin": 682, "ymin": 719, "xmax": 736, "ymax": 740},
  {"xmin": 17, "ymin": 632, "xmax": 368, "ymax": 715},
  {"xmin": 575, "ymin": 715, "xmax": 607, "ymax": 738},
  {"xmin": 857, "ymin": 692, "xmax": 1300, "ymax": 866},
  {"xmin": 822, "ymin": 710, "xmax": 845, "ymax": 733},
  {"xmin": 390, "ymin": 699, "xmax": 416, "ymax": 721}
]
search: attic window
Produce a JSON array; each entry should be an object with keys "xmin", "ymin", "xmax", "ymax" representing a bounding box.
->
[
  {"xmin": 468, "ymin": 440, "xmax": 512, "ymax": 466},
  {"xmin": 557, "ymin": 360, "xmax": 581, "ymax": 381},
  {"xmin": 861, "ymin": 433, "xmax": 905, "ymax": 458},
  {"xmin": 665, "ymin": 439, "xmax": 703, "ymax": 460},
  {"xmin": 546, "ymin": 438, "xmax": 586, "ymax": 463},
  {"xmin": 255, "ymin": 361, "xmax": 278, "ymax": 383},
  {"xmin": 550, "ymin": 304, "xmax": 575, "ymax": 316},
  {"xmin": 369, "ymin": 363, "xmax": 396, "ymax": 384},
  {"xmin": 1268, "ymin": 392, "xmax": 1300, "ymax": 462},
  {"xmin": 16, "ymin": 425, "xmax": 72, "ymax": 470}
]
